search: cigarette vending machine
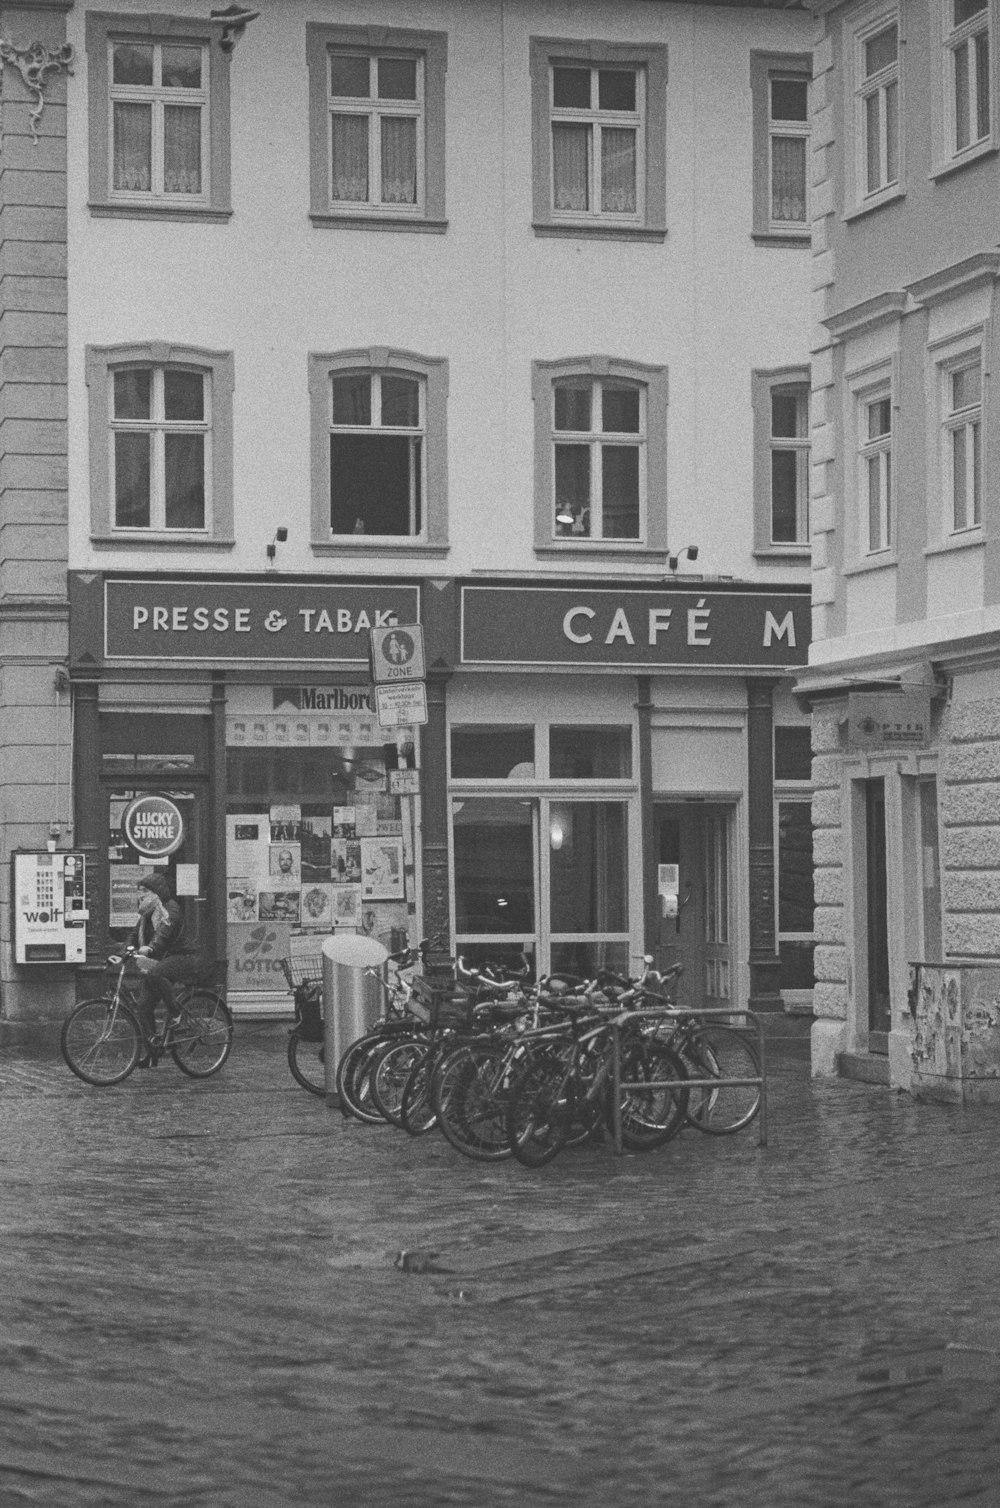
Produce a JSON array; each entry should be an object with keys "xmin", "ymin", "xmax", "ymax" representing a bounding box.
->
[{"xmin": 12, "ymin": 851, "xmax": 89, "ymax": 963}]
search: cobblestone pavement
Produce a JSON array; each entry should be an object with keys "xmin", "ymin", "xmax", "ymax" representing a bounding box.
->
[{"xmin": 0, "ymin": 1025, "xmax": 998, "ymax": 1507}]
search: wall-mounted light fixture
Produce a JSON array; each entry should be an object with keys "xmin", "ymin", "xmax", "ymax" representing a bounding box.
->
[
  {"xmin": 266, "ymin": 526, "xmax": 288, "ymax": 567},
  {"xmin": 667, "ymin": 544, "xmax": 699, "ymax": 573}
]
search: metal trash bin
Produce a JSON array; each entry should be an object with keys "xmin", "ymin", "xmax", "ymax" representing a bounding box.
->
[{"xmin": 321, "ymin": 933, "xmax": 389, "ymax": 1103}]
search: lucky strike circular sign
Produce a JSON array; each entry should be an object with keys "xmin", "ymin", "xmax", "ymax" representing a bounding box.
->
[{"xmin": 122, "ymin": 795, "xmax": 185, "ymax": 858}]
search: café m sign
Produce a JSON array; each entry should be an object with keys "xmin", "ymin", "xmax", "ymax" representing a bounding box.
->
[
  {"xmin": 99, "ymin": 579, "xmax": 420, "ymax": 662},
  {"xmin": 460, "ymin": 585, "xmax": 810, "ymax": 668}
]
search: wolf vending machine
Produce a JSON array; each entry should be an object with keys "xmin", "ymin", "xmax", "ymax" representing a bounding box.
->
[{"xmin": 12, "ymin": 851, "xmax": 89, "ymax": 963}]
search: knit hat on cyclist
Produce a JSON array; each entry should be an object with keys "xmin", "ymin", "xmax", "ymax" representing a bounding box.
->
[{"xmin": 138, "ymin": 872, "xmax": 172, "ymax": 901}]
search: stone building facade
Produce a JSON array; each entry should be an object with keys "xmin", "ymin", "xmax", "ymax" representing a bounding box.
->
[{"xmin": 801, "ymin": 0, "xmax": 1000, "ymax": 1097}]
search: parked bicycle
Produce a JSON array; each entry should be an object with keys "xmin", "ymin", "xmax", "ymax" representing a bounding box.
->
[{"xmin": 61, "ymin": 947, "xmax": 233, "ymax": 1086}]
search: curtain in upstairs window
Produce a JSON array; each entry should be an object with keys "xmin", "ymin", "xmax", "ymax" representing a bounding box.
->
[
  {"xmin": 381, "ymin": 116, "xmax": 417, "ymax": 203},
  {"xmin": 331, "ymin": 114, "xmax": 369, "ymax": 201},
  {"xmin": 113, "ymin": 102, "xmax": 152, "ymax": 191},
  {"xmin": 771, "ymin": 135, "xmax": 806, "ymax": 221},
  {"xmin": 164, "ymin": 105, "xmax": 201, "ymax": 194},
  {"xmin": 601, "ymin": 128, "xmax": 636, "ymax": 213},
  {"xmin": 552, "ymin": 123, "xmax": 588, "ymax": 209}
]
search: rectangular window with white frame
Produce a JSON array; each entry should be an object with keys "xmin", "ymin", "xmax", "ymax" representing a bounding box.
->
[
  {"xmin": 770, "ymin": 383, "xmax": 810, "ymax": 544},
  {"xmin": 946, "ymin": 0, "xmax": 992, "ymax": 158},
  {"xmin": 552, "ymin": 377, "xmax": 646, "ymax": 542},
  {"xmin": 856, "ymin": 14, "xmax": 900, "ymax": 201},
  {"xmin": 329, "ymin": 370, "xmax": 425, "ymax": 538},
  {"xmin": 111, "ymin": 363, "xmax": 210, "ymax": 531},
  {"xmin": 861, "ymin": 388, "xmax": 893, "ymax": 553},
  {"xmin": 328, "ymin": 50, "xmax": 423, "ymax": 213},
  {"xmin": 769, "ymin": 75, "xmax": 809, "ymax": 228},
  {"xmin": 943, "ymin": 352, "xmax": 983, "ymax": 532},
  {"xmin": 550, "ymin": 62, "xmax": 644, "ymax": 225},
  {"xmin": 109, "ymin": 38, "xmax": 209, "ymax": 201}
]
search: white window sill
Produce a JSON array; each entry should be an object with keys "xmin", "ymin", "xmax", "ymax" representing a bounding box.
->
[
  {"xmin": 535, "ymin": 543, "xmax": 667, "ymax": 562},
  {"xmin": 753, "ymin": 545, "xmax": 811, "ymax": 560},
  {"xmin": 842, "ymin": 551, "xmax": 898, "ymax": 577},
  {"xmin": 92, "ymin": 533, "xmax": 234, "ymax": 549},
  {"xmin": 533, "ymin": 221, "xmax": 666, "ymax": 244},
  {"xmin": 313, "ymin": 540, "xmax": 450, "ymax": 558},
  {"xmin": 751, "ymin": 230, "xmax": 811, "ymax": 249},
  {"xmin": 310, "ymin": 212, "xmax": 448, "ymax": 235},
  {"xmin": 923, "ymin": 530, "xmax": 985, "ymax": 558},
  {"xmin": 90, "ymin": 202, "xmax": 232, "ymax": 224},
  {"xmin": 843, "ymin": 185, "xmax": 905, "ymax": 223},
  {"xmin": 930, "ymin": 141, "xmax": 999, "ymax": 183}
]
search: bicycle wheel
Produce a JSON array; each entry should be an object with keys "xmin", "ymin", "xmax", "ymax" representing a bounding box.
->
[
  {"xmin": 400, "ymin": 1048, "xmax": 440, "ymax": 1136},
  {"xmin": 434, "ymin": 1042, "xmax": 514, "ymax": 1161},
  {"xmin": 371, "ymin": 1038, "xmax": 427, "ymax": 1127},
  {"xmin": 612, "ymin": 1037, "xmax": 688, "ymax": 1151},
  {"xmin": 335, "ymin": 1032, "xmax": 390, "ymax": 1120},
  {"xmin": 170, "ymin": 991, "xmax": 233, "ymax": 1078},
  {"xmin": 289, "ymin": 1028, "xmax": 326, "ymax": 1098},
  {"xmin": 683, "ymin": 1025, "xmax": 761, "ymax": 1135},
  {"xmin": 506, "ymin": 1052, "xmax": 573, "ymax": 1168},
  {"xmin": 62, "ymin": 997, "xmax": 142, "ymax": 1086}
]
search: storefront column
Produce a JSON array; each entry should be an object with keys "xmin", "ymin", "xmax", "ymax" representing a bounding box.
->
[
  {"xmin": 421, "ymin": 665, "xmax": 452, "ymax": 982},
  {"xmin": 210, "ymin": 673, "xmax": 227, "ymax": 976},
  {"xmin": 636, "ymin": 675, "xmax": 657, "ymax": 952},
  {"xmin": 746, "ymin": 677, "xmax": 782, "ymax": 1011}
]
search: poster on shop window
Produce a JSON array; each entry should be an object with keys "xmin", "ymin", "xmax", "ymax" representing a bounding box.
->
[
  {"xmin": 360, "ymin": 837, "xmax": 404, "ymax": 901},
  {"xmin": 300, "ymin": 883, "xmax": 335, "ymax": 929}
]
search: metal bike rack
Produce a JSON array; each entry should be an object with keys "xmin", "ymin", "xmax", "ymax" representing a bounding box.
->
[{"xmin": 609, "ymin": 1005, "xmax": 768, "ymax": 1155}]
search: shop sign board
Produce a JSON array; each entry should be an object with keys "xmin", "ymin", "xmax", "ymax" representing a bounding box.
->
[
  {"xmin": 122, "ymin": 795, "xmax": 185, "ymax": 858},
  {"xmin": 845, "ymin": 691, "xmax": 932, "ymax": 751},
  {"xmin": 460, "ymin": 585, "xmax": 810, "ymax": 669},
  {"xmin": 375, "ymin": 683, "xmax": 428, "ymax": 728},
  {"xmin": 370, "ymin": 624, "xmax": 426, "ymax": 683},
  {"xmin": 101, "ymin": 580, "xmax": 420, "ymax": 662}
]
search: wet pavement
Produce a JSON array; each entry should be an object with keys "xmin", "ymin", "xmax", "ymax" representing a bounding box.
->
[{"xmin": 0, "ymin": 1024, "xmax": 998, "ymax": 1507}]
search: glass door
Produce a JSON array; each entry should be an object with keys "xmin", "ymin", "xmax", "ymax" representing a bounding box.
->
[
  {"xmin": 654, "ymin": 803, "xmax": 734, "ymax": 1010},
  {"xmin": 453, "ymin": 797, "xmax": 538, "ymax": 975}
]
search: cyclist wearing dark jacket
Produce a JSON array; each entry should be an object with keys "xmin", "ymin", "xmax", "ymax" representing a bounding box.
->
[{"xmin": 133, "ymin": 872, "xmax": 198, "ymax": 1046}]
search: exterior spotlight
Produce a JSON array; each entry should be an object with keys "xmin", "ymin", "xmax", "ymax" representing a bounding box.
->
[
  {"xmin": 667, "ymin": 544, "xmax": 699, "ymax": 572},
  {"xmin": 266, "ymin": 526, "xmax": 288, "ymax": 565}
]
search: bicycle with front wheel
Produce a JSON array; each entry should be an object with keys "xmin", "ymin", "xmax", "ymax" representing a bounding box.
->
[{"xmin": 61, "ymin": 947, "xmax": 233, "ymax": 1086}]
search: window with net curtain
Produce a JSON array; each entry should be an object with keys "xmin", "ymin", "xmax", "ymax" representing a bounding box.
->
[
  {"xmin": 329, "ymin": 371, "xmax": 424, "ymax": 536},
  {"xmin": 553, "ymin": 378, "xmax": 645, "ymax": 540},
  {"xmin": 768, "ymin": 75, "xmax": 808, "ymax": 226},
  {"xmin": 550, "ymin": 63, "xmax": 641, "ymax": 218},
  {"xmin": 110, "ymin": 41, "xmax": 205, "ymax": 197},
  {"xmin": 329, "ymin": 51, "xmax": 421, "ymax": 208},
  {"xmin": 111, "ymin": 365, "xmax": 208, "ymax": 530}
]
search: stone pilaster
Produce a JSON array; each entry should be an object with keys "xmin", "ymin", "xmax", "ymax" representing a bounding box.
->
[
  {"xmin": 0, "ymin": 1, "xmax": 73, "ymax": 1029},
  {"xmin": 809, "ymin": 701, "xmax": 849, "ymax": 1073},
  {"xmin": 939, "ymin": 695, "xmax": 1000, "ymax": 958}
]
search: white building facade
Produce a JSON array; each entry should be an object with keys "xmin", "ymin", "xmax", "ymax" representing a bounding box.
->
[{"xmin": 0, "ymin": 0, "xmax": 814, "ymax": 1027}]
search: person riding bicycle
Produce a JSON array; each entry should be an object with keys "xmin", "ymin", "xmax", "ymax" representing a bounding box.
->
[{"xmin": 132, "ymin": 872, "xmax": 199, "ymax": 1054}]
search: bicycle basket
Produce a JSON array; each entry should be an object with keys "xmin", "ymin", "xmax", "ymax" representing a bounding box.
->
[{"xmin": 278, "ymin": 955, "xmax": 324, "ymax": 990}]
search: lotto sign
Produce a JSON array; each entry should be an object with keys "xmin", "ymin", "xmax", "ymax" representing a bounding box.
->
[
  {"xmin": 370, "ymin": 623, "xmax": 426, "ymax": 683},
  {"xmin": 122, "ymin": 795, "xmax": 185, "ymax": 858}
]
